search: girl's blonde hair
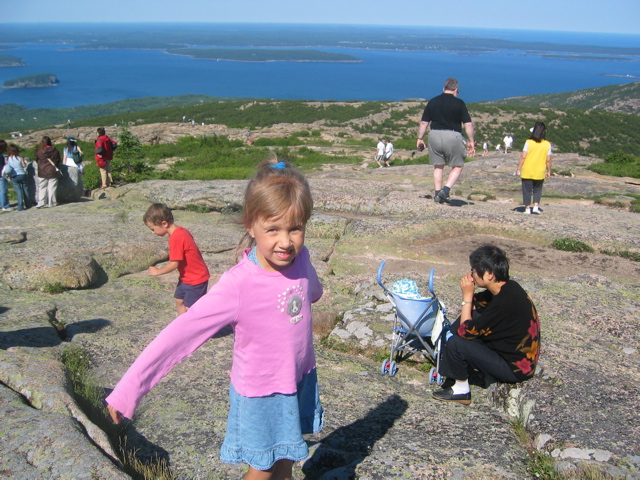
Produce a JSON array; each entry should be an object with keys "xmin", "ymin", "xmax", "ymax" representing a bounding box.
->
[{"xmin": 235, "ymin": 157, "xmax": 313, "ymax": 262}]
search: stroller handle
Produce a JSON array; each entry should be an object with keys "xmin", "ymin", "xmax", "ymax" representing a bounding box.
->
[
  {"xmin": 428, "ymin": 268, "xmax": 435, "ymax": 296},
  {"xmin": 377, "ymin": 261, "xmax": 436, "ymax": 297},
  {"xmin": 377, "ymin": 261, "xmax": 387, "ymax": 290}
]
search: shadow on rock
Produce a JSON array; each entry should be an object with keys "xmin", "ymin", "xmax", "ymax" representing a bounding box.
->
[
  {"xmin": 65, "ymin": 318, "xmax": 112, "ymax": 340},
  {"xmin": 1, "ymin": 318, "xmax": 112, "ymax": 349},
  {"xmin": 0, "ymin": 326, "xmax": 62, "ymax": 349},
  {"xmin": 302, "ymin": 394, "xmax": 408, "ymax": 480}
]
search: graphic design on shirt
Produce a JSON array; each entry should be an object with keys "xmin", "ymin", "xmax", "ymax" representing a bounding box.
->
[{"xmin": 278, "ymin": 285, "xmax": 305, "ymax": 324}]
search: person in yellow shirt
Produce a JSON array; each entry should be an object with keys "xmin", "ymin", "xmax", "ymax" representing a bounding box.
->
[{"xmin": 516, "ymin": 122, "xmax": 552, "ymax": 214}]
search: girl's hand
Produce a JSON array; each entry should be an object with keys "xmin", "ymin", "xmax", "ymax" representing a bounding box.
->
[{"xmin": 107, "ymin": 404, "xmax": 123, "ymax": 424}]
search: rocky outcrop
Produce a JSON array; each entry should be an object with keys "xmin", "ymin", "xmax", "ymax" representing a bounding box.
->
[{"xmin": 0, "ymin": 154, "xmax": 639, "ymax": 479}]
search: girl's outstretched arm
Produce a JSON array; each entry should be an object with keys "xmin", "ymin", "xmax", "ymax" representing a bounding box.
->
[{"xmin": 106, "ymin": 280, "xmax": 239, "ymax": 419}]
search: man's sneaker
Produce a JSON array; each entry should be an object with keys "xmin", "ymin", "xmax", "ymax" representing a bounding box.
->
[
  {"xmin": 532, "ymin": 206, "xmax": 541, "ymax": 214},
  {"xmin": 437, "ymin": 190, "xmax": 452, "ymax": 204},
  {"xmin": 524, "ymin": 208, "xmax": 531, "ymax": 214},
  {"xmin": 434, "ymin": 190, "xmax": 443, "ymax": 203},
  {"xmin": 2, "ymin": 207, "xmax": 13, "ymax": 212}
]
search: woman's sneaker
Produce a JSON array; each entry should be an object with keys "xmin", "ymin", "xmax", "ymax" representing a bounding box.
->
[
  {"xmin": 524, "ymin": 207, "xmax": 531, "ymax": 214},
  {"xmin": 532, "ymin": 206, "xmax": 541, "ymax": 214}
]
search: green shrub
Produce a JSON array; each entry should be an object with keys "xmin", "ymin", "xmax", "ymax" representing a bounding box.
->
[
  {"xmin": 42, "ymin": 282, "xmax": 68, "ymax": 294},
  {"xmin": 601, "ymin": 249, "xmax": 640, "ymax": 262},
  {"xmin": 551, "ymin": 238, "xmax": 594, "ymax": 253},
  {"xmin": 588, "ymin": 151, "xmax": 640, "ymax": 178}
]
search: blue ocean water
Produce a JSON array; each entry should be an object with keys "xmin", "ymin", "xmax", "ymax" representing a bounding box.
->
[{"xmin": 1, "ymin": 25, "xmax": 639, "ymax": 109}]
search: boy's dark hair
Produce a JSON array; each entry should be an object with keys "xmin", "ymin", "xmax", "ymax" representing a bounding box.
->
[
  {"xmin": 41, "ymin": 136, "xmax": 52, "ymax": 147},
  {"xmin": 143, "ymin": 203, "xmax": 174, "ymax": 226},
  {"xmin": 97, "ymin": 127, "xmax": 106, "ymax": 136},
  {"xmin": 469, "ymin": 245, "xmax": 510, "ymax": 282}
]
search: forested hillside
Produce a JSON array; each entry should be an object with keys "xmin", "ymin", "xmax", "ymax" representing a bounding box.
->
[
  {"xmin": 484, "ymin": 81, "xmax": 640, "ymax": 115},
  {"xmin": 2, "ymin": 82, "xmax": 640, "ymax": 159}
]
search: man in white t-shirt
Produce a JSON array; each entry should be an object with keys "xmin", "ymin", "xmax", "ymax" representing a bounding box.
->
[
  {"xmin": 375, "ymin": 139, "xmax": 386, "ymax": 167},
  {"xmin": 503, "ymin": 135, "xmax": 514, "ymax": 153}
]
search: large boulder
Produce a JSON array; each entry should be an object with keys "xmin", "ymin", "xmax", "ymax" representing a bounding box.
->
[{"xmin": 31, "ymin": 160, "xmax": 84, "ymax": 204}]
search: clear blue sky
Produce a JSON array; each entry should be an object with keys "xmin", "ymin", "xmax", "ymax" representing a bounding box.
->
[{"xmin": 4, "ymin": 0, "xmax": 640, "ymax": 35}]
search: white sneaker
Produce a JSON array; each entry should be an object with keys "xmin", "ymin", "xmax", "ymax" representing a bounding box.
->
[
  {"xmin": 2, "ymin": 207, "xmax": 13, "ymax": 212},
  {"xmin": 532, "ymin": 206, "xmax": 541, "ymax": 214},
  {"xmin": 524, "ymin": 208, "xmax": 531, "ymax": 215}
]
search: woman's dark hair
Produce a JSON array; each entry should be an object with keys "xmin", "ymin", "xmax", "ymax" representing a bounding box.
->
[
  {"xmin": 469, "ymin": 245, "xmax": 510, "ymax": 282},
  {"xmin": 0, "ymin": 140, "xmax": 7, "ymax": 153},
  {"xmin": 529, "ymin": 122, "xmax": 547, "ymax": 143},
  {"xmin": 97, "ymin": 127, "xmax": 106, "ymax": 136},
  {"xmin": 41, "ymin": 136, "xmax": 52, "ymax": 147},
  {"xmin": 7, "ymin": 144, "xmax": 20, "ymax": 156},
  {"xmin": 66, "ymin": 138, "xmax": 77, "ymax": 151}
]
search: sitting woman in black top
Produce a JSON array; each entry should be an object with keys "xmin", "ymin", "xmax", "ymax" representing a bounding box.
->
[{"xmin": 433, "ymin": 245, "xmax": 540, "ymax": 405}]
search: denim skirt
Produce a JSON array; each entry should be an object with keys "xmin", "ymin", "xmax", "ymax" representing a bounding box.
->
[{"xmin": 220, "ymin": 368, "xmax": 324, "ymax": 471}]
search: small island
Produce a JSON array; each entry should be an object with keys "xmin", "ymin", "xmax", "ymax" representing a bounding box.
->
[
  {"xmin": 2, "ymin": 73, "xmax": 59, "ymax": 89},
  {"xmin": 165, "ymin": 48, "xmax": 361, "ymax": 63},
  {"xmin": 0, "ymin": 54, "xmax": 26, "ymax": 67}
]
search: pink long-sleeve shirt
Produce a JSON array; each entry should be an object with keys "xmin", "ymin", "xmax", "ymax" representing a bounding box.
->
[{"xmin": 106, "ymin": 247, "xmax": 323, "ymax": 419}]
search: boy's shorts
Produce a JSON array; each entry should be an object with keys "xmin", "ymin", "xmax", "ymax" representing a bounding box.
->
[{"xmin": 174, "ymin": 280, "xmax": 209, "ymax": 307}]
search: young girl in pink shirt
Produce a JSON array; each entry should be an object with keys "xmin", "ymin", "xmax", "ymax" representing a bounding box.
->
[{"xmin": 106, "ymin": 158, "xmax": 324, "ymax": 480}]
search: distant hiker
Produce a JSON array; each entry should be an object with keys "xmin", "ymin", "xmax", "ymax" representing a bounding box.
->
[
  {"xmin": 0, "ymin": 140, "xmax": 10, "ymax": 211},
  {"xmin": 143, "ymin": 203, "xmax": 210, "ymax": 315},
  {"xmin": 66, "ymin": 119, "xmax": 71, "ymax": 129},
  {"xmin": 64, "ymin": 137, "xmax": 84, "ymax": 172},
  {"xmin": 182, "ymin": 115, "xmax": 186, "ymax": 123},
  {"xmin": 106, "ymin": 159, "xmax": 324, "ymax": 480},
  {"xmin": 4, "ymin": 144, "xmax": 31, "ymax": 211},
  {"xmin": 432, "ymin": 245, "xmax": 540, "ymax": 405},
  {"xmin": 417, "ymin": 77, "xmax": 475, "ymax": 204},
  {"xmin": 35, "ymin": 136, "xmax": 61, "ymax": 208},
  {"xmin": 516, "ymin": 122, "xmax": 552, "ymax": 215},
  {"xmin": 95, "ymin": 127, "xmax": 117, "ymax": 189},
  {"xmin": 503, "ymin": 134, "xmax": 514, "ymax": 153},
  {"xmin": 482, "ymin": 140, "xmax": 489, "ymax": 157},
  {"xmin": 375, "ymin": 138, "xmax": 386, "ymax": 167},
  {"xmin": 384, "ymin": 139, "xmax": 394, "ymax": 166}
]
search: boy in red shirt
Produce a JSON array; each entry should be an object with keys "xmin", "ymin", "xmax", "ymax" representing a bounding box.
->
[{"xmin": 143, "ymin": 203, "xmax": 210, "ymax": 315}]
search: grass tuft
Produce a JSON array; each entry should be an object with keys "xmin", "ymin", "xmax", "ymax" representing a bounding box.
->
[
  {"xmin": 551, "ymin": 238, "xmax": 594, "ymax": 253},
  {"xmin": 61, "ymin": 346, "xmax": 175, "ymax": 479}
]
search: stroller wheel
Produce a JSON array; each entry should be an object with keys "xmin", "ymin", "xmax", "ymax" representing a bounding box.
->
[
  {"xmin": 436, "ymin": 373, "xmax": 445, "ymax": 386},
  {"xmin": 429, "ymin": 367, "xmax": 437, "ymax": 384},
  {"xmin": 389, "ymin": 361, "xmax": 398, "ymax": 376},
  {"xmin": 381, "ymin": 359, "xmax": 390, "ymax": 375}
]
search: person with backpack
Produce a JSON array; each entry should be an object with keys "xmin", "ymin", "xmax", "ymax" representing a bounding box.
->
[
  {"xmin": 64, "ymin": 137, "xmax": 84, "ymax": 172},
  {"xmin": 95, "ymin": 127, "xmax": 117, "ymax": 189}
]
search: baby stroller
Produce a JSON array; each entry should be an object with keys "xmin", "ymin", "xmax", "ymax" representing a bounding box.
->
[{"xmin": 377, "ymin": 261, "xmax": 449, "ymax": 385}]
